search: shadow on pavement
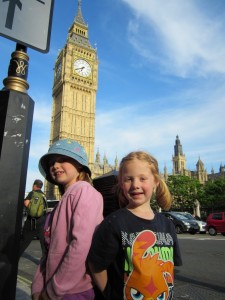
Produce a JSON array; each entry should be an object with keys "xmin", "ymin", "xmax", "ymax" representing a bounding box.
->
[
  {"xmin": 175, "ymin": 270, "xmax": 225, "ymax": 293},
  {"xmin": 21, "ymin": 252, "xmax": 39, "ymax": 265}
]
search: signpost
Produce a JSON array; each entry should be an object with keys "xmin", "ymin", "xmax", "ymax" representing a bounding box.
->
[
  {"xmin": 0, "ymin": 0, "xmax": 54, "ymax": 52},
  {"xmin": 0, "ymin": 0, "xmax": 54, "ymax": 298}
]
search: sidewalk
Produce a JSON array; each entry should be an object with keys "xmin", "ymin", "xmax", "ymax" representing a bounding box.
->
[
  {"xmin": 16, "ymin": 240, "xmax": 40, "ymax": 300},
  {"xmin": 16, "ymin": 276, "xmax": 31, "ymax": 300}
]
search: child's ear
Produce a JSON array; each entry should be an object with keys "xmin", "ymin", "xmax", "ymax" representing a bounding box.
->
[{"xmin": 155, "ymin": 180, "xmax": 160, "ymax": 187}]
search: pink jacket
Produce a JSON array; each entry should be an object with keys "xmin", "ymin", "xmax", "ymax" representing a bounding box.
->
[{"xmin": 32, "ymin": 181, "xmax": 103, "ymax": 299}]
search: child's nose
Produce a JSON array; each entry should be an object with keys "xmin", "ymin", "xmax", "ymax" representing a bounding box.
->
[
  {"xmin": 52, "ymin": 161, "xmax": 60, "ymax": 168},
  {"xmin": 131, "ymin": 179, "xmax": 140, "ymax": 188}
]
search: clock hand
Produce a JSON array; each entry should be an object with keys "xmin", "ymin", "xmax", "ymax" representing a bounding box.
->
[{"xmin": 75, "ymin": 67, "xmax": 85, "ymax": 70}]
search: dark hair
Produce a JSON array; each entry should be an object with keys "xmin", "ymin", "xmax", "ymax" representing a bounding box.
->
[
  {"xmin": 33, "ymin": 179, "xmax": 43, "ymax": 189},
  {"xmin": 117, "ymin": 151, "xmax": 172, "ymax": 210}
]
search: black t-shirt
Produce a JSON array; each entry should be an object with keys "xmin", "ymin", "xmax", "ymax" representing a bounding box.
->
[{"xmin": 89, "ymin": 208, "xmax": 182, "ymax": 299}]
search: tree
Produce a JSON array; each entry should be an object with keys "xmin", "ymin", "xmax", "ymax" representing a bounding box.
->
[
  {"xmin": 167, "ymin": 175, "xmax": 203, "ymax": 211},
  {"xmin": 203, "ymin": 178, "xmax": 225, "ymax": 209}
]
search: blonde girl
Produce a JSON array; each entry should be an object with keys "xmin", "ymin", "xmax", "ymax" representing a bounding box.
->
[
  {"xmin": 89, "ymin": 151, "xmax": 182, "ymax": 300},
  {"xmin": 117, "ymin": 151, "xmax": 172, "ymax": 211}
]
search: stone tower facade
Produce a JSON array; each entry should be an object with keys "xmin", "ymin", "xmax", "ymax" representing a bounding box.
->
[
  {"xmin": 194, "ymin": 158, "xmax": 208, "ymax": 184},
  {"xmin": 172, "ymin": 135, "xmax": 187, "ymax": 175},
  {"xmin": 46, "ymin": 1, "xmax": 98, "ymax": 198},
  {"xmin": 171, "ymin": 135, "xmax": 208, "ymax": 184},
  {"xmin": 50, "ymin": 1, "xmax": 97, "ymax": 165}
]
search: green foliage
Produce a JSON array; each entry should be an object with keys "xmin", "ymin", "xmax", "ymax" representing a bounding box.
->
[
  {"xmin": 167, "ymin": 175, "xmax": 203, "ymax": 211},
  {"xmin": 166, "ymin": 175, "xmax": 225, "ymax": 211},
  {"xmin": 202, "ymin": 178, "xmax": 225, "ymax": 208}
]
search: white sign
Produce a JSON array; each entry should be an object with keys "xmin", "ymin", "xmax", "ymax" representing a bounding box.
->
[{"xmin": 0, "ymin": 0, "xmax": 54, "ymax": 53}]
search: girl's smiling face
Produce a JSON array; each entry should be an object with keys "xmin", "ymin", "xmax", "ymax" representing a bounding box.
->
[
  {"xmin": 49, "ymin": 155, "xmax": 81, "ymax": 189},
  {"xmin": 121, "ymin": 158, "xmax": 158, "ymax": 209}
]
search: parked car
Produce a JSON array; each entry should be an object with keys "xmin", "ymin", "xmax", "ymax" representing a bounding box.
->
[
  {"xmin": 161, "ymin": 211, "xmax": 199, "ymax": 234},
  {"xmin": 206, "ymin": 212, "xmax": 225, "ymax": 236},
  {"xmin": 179, "ymin": 212, "xmax": 207, "ymax": 234},
  {"xmin": 47, "ymin": 199, "xmax": 60, "ymax": 213}
]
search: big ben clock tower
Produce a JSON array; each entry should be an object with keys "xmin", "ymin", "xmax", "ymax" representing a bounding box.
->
[{"xmin": 46, "ymin": 0, "xmax": 98, "ymax": 198}]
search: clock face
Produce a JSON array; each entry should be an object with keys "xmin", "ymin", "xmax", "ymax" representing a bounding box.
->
[{"xmin": 73, "ymin": 59, "xmax": 92, "ymax": 77}]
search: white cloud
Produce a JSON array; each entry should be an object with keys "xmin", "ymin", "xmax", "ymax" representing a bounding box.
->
[
  {"xmin": 122, "ymin": 0, "xmax": 225, "ymax": 77},
  {"xmin": 33, "ymin": 103, "xmax": 52, "ymax": 124},
  {"xmin": 25, "ymin": 101, "xmax": 51, "ymax": 192},
  {"xmin": 96, "ymin": 85, "xmax": 225, "ymax": 172},
  {"xmin": 25, "ymin": 136, "xmax": 49, "ymax": 192}
]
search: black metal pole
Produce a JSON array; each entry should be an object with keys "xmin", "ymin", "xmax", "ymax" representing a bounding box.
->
[{"xmin": 0, "ymin": 43, "xmax": 34, "ymax": 299}]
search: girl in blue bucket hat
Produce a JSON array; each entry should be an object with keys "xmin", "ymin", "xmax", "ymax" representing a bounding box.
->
[{"xmin": 32, "ymin": 139, "xmax": 103, "ymax": 300}]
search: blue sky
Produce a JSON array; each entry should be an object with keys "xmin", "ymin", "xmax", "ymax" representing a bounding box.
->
[{"xmin": 1, "ymin": 0, "xmax": 225, "ymax": 193}]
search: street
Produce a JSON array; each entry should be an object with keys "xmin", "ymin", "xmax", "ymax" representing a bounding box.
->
[
  {"xmin": 174, "ymin": 234, "xmax": 225, "ymax": 299},
  {"xmin": 16, "ymin": 234, "xmax": 225, "ymax": 299}
]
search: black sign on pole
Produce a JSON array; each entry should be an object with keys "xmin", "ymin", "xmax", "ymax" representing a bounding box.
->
[{"xmin": 0, "ymin": 0, "xmax": 54, "ymax": 53}]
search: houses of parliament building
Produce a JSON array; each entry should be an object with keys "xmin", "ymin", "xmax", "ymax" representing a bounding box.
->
[{"xmin": 45, "ymin": 1, "xmax": 224, "ymax": 198}]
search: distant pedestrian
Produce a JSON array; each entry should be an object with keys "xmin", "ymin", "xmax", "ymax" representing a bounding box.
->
[
  {"xmin": 88, "ymin": 151, "xmax": 183, "ymax": 299},
  {"xmin": 32, "ymin": 139, "xmax": 103, "ymax": 300},
  {"xmin": 20, "ymin": 179, "xmax": 47, "ymax": 258}
]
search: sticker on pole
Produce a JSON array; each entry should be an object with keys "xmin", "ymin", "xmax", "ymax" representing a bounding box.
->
[{"xmin": 0, "ymin": 0, "xmax": 54, "ymax": 53}]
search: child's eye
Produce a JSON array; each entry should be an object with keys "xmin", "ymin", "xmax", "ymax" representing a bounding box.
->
[
  {"xmin": 57, "ymin": 157, "xmax": 67, "ymax": 163},
  {"xmin": 140, "ymin": 177, "xmax": 147, "ymax": 181},
  {"xmin": 49, "ymin": 159, "xmax": 56, "ymax": 167},
  {"xmin": 49, "ymin": 156, "xmax": 67, "ymax": 166},
  {"xmin": 124, "ymin": 177, "xmax": 132, "ymax": 182}
]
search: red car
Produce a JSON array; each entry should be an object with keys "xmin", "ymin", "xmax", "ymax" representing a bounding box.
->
[{"xmin": 206, "ymin": 212, "xmax": 225, "ymax": 236}]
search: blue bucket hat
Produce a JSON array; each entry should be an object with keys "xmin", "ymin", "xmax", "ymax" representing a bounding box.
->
[{"xmin": 39, "ymin": 139, "xmax": 91, "ymax": 184}]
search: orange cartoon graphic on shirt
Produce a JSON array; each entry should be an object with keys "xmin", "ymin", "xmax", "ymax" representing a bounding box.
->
[{"xmin": 124, "ymin": 230, "xmax": 174, "ymax": 300}]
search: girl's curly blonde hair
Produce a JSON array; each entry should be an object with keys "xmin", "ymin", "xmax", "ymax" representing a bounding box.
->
[{"xmin": 117, "ymin": 151, "xmax": 172, "ymax": 211}]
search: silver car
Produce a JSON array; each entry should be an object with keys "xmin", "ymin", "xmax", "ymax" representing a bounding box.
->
[{"xmin": 180, "ymin": 212, "xmax": 207, "ymax": 234}]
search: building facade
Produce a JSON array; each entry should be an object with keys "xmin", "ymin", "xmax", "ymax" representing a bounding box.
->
[
  {"xmin": 45, "ymin": 1, "xmax": 116, "ymax": 198},
  {"xmin": 172, "ymin": 135, "xmax": 208, "ymax": 184},
  {"xmin": 172, "ymin": 135, "xmax": 187, "ymax": 175},
  {"xmin": 208, "ymin": 165, "xmax": 225, "ymax": 181},
  {"xmin": 50, "ymin": 1, "xmax": 97, "ymax": 166}
]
